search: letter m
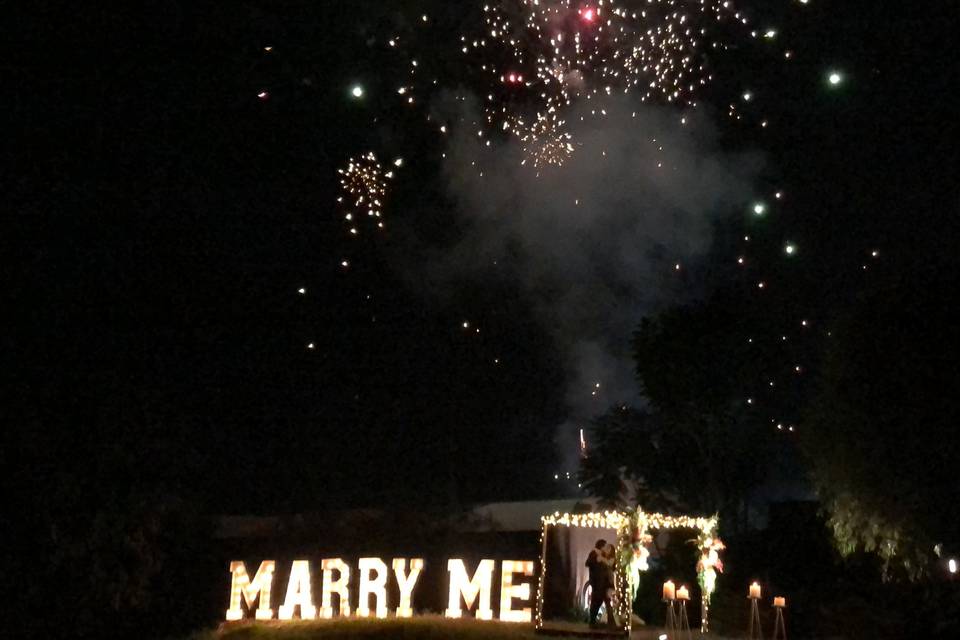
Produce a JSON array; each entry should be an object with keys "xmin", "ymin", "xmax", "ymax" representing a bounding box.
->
[{"xmin": 226, "ymin": 560, "xmax": 276, "ymax": 620}]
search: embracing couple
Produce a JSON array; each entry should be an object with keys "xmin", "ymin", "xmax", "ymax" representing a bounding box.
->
[{"xmin": 585, "ymin": 539, "xmax": 618, "ymax": 629}]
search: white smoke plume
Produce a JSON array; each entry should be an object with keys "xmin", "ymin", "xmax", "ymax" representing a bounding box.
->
[{"xmin": 417, "ymin": 94, "xmax": 762, "ymax": 472}]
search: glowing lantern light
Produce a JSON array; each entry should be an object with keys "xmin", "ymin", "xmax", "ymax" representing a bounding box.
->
[
  {"xmin": 320, "ymin": 559, "xmax": 351, "ymax": 618},
  {"xmin": 226, "ymin": 560, "xmax": 276, "ymax": 621},
  {"xmin": 393, "ymin": 558, "xmax": 424, "ymax": 618},
  {"xmin": 662, "ymin": 580, "xmax": 676, "ymax": 601},
  {"xmin": 499, "ymin": 560, "xmax": 534, "ymax": 623},
  {"xmin": 445, "ymin": 559, "xmax": 495, "ymax": 620},
  {"xmin": 279, "ymin": 560, "xmax": 317, "ymax": 620},
  {"xmin": 357, "ymin": 558, "xmax": 389, "ymax": 618}
]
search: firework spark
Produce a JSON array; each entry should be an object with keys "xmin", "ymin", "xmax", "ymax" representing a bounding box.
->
[
  {"xmin": 336, "ymin": 152, "xmax": 392, "ymax": 236},
  {"xmin": 461, "ymin": 0, "xmax": 750, "ymax": 166}
]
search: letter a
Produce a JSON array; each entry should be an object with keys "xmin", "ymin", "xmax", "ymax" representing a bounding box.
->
[{"xmin": 278, "ymin": 560, "xmax": 317, "ymax": 620}]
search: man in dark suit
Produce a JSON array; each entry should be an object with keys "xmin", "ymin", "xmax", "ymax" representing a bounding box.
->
[{"xmin": 585, "ymin": 539, "xmax": 612, "ymax": 628}]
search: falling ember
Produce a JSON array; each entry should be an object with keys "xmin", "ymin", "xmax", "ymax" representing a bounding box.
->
[
  {"xmin": 511, "ymin": 113, "xmax": 575, "ymax": 169},
  {"xmin": 460, "ymin": 0, "xmax": 753, "ymax": 167},
  {"xmin": 366, "ymin": 0, "xmax": 766, "ymax": 181},
  {"xmin": 336, "ymin": 152, "xmax": 393, "ymax": 237}
]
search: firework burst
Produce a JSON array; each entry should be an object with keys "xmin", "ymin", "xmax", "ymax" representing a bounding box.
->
[
  {"xmin": 336, "ymin": 152, "xmax": 394, "ymax": 236},
  {"xmin": 460, "ymin": 1, "xmax": 751, "ymax": 167}
]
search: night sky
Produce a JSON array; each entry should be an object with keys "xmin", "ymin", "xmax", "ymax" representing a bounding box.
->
[{"xmin": 8, "ymin": 0, "xmax": 959, "ymax": 517}]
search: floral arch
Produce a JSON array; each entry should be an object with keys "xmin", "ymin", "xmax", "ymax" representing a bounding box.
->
[{"xmin": 534, "ymin": 508, "xmax": 724, "ymax": 635}]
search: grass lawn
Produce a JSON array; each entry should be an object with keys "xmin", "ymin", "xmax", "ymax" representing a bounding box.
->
[
  {"xmin": 182, "ymin": 617, "xmax": 545, "ymax": 640},
  {"xmin": 179, "ymin": 616, "xmax": 713, "ymax": 640}
]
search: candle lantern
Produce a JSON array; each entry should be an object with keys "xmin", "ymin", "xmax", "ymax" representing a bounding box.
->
[
  {"xmin": 676, "ymin": 586, "xmax": 693, "ymax": 640},
  {"xmin": 662, "ymin": 581, "xmax": 677, "ymax": 639},
  {"xmin": 772, "ymin": 596, "xmax": 787, "ymax": 640},
  {"xmin": 747, "ymin": 583, "xmax": 762, "ymax": 640},
  {"xmin": 662, "ymin": 580, "xmax": 676, "ymax": 601}
]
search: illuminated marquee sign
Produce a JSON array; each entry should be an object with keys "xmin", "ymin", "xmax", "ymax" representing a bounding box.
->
[{"xmin": 225, "ymin": 557, "xmax": 536, "ymax": 623}]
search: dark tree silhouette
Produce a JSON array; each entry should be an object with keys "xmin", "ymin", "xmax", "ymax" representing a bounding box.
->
[
  {"xmin": 802, "ymin": 261, "xmax": 960, "ymax": 579},
  {"xmin": 581, "ymin": 301, "xmax": 775, "ymax": 527}
]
